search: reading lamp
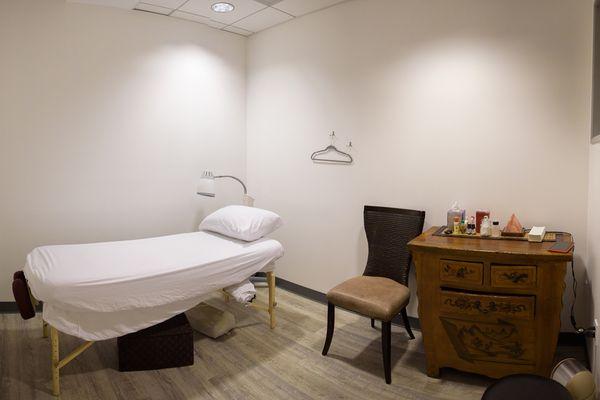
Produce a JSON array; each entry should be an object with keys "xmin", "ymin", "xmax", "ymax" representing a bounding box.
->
[{"xmin": 197, "ymin": 171, "xmax": 254, "ymax": 207}]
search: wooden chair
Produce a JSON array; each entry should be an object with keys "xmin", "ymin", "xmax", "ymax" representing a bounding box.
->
[{"xmin": 322, "ymin": 205, "xmax": 425, "ymax": 384}]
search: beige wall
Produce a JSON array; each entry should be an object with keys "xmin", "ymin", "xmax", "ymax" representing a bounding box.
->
[
  {"xmin": 0, "ymin": 0, "xmax": 247, "ymax": 300},
  {"xmin": 246, "ymin": 0, "xmax": 594, "ymax": 326}
]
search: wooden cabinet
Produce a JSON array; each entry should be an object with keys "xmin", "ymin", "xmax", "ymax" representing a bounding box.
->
[{"xmin": 408, "ymin": 228, "xmax": 573, "ymax": 379}]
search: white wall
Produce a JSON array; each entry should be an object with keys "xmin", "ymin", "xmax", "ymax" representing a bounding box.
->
[
  {"xmin": 0, "ymin": 0, "xmax": 247, "ymax": 300},
  {"xmin": 246, "ymin": 0, "xmax": 594, "ymax": 324},
  {"xmin": 588, "ymin": 142, "xmax": 600, "ymax": 377}
]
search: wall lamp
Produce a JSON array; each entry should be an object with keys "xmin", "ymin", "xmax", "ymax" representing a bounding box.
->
[{"xmin": 197, "ymin": 171, "xmax": 254, "ymax": 206}]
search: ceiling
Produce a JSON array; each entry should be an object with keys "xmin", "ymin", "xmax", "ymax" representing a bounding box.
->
[{"xmin": 68, "ymin": 0, "xmax": 348, "ymax": 36}]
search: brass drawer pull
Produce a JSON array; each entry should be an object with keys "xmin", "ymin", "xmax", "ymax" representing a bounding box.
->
[
  {"xmin": 439, "ymin": 260, "xmax": 483, "ymax": 285},
  {"xmin": 502, "ymin": 272, "xmax": 529, "ymax": 284},
  {"xmin": 491, "ymin": 265, "xmax": 537, "ymax": 289}
]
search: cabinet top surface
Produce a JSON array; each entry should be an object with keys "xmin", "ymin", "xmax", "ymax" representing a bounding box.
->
[{"xmin": 407, "ymin": 227, "xmax": 573, "ymax": 261}]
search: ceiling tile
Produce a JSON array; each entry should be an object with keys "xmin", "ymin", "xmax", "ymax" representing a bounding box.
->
[
  {"xmin": 134, "ymin": 2, "xmax": 172, "ymax": 14},
  {"xmin": 171, "ymin": 10, "xmax": 227, "ymax": 28},
  {"xmin": 179, "ymin": 0, "xmax": 267, "ymax": 25},
  {"xmin": 254, "ymin": 0, "xmax": 284, "ymax": 5},
  {"xmin": 223, "ymin": 25, "xmax": 253, "ymax": 36},
  {"xmin": 272, "ymin": 0, "xmax": 345, "ymax": 17},
  {"xmin": 233, "ymin": 7, "xmax": 292, "ymax": 32},
  {"xmin": 139, "ymin": 0, "xmax": 186, "ymax": 8},
  {"xmin": 203, "ymin": 19, "xmax": 228, "ymax": 29},
  {"xmin": 67, "ymin": 0, "xmax": 138, "ymax": 9}
]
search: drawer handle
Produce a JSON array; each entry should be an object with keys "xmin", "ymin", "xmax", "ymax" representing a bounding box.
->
[
  {"xmin": 443, "ymin": 297, "xmax": 528, "ymax": 315},
  {"xmin": 502, "ymin": 272, "xmax": 529, "ymax": 284},
  {"xmin": 444, "ymin": 264, "xmax": 473, "ymax": 279}
]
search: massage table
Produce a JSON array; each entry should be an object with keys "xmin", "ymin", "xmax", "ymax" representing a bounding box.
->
[{"xmin": 13, "ymin": 231, "xmax": 283, "ymax": 397}]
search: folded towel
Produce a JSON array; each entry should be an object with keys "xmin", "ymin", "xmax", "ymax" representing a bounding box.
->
[{"xmin": 224, "ymin": 280, "xmax": 256, "ymax": 304}]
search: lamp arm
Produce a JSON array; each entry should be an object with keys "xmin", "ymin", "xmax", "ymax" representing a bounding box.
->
[{"xmin": 214, "ymin": 175, "xmax": 248, "ymax": 195}]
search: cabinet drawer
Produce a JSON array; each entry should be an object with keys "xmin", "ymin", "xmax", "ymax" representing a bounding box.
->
[
  {"xmin": 491, "ymin": 265, "xmax": 537, "ymax": 289},
  {"xmin": 439, "ymin": 260, "xmax": 483, "ymax": 286},
  {"xmin": 440, "ymin": 316, "xmax": 536, "ymax": 365},
  {"xmin": 440, "ymin": 291, "xmax": 535, "ymax": 321}
]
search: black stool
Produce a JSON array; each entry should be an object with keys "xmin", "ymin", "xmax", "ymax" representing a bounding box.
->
[{"xmin": 482, "ymin": 374, "xmax": 572, "ymax": 400}]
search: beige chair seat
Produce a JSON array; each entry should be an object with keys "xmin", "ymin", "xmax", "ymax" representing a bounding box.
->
[{"xmin": 326, "ymin": 276, "xmax": 410, "ymax": 322}]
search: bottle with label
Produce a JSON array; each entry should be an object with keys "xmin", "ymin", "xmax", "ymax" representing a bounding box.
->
[
  {"xmin": 492, "ymin": 220, "xmax": 501, "ymax": 237},
  {"xmin": 453, "ymin": 216, "xmax": 461, "ymax": 235},
  {"xmin": 459, "ymin": 219, "xmax": 467, "ymax": 234},
  {"xmin": 467, "ymin": 216, "xmax": 476, "ymax": 235}
]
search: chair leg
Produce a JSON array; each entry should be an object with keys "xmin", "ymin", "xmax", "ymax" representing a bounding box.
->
[
  {"xmin": 382, "ymin": 321, "xmax": 392, "ymax": 384},
  {"xmin": 322, "ymin": 302, "xmax": 335, "ymax": 356},
  {"xmin": 400, "ymin": 308, "xmax": 415, "ymax": 340},
  {"xmin": 371, "ymin": 318, "xmax": 375, "ymax": 329}
]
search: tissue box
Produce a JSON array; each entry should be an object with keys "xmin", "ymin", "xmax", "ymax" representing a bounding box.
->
[{"xmin": 528, "ymin": 226, "xmax": 546, "ymax": 243}]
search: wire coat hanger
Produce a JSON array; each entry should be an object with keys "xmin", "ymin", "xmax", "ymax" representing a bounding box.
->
[{"xmin": 311, "ymin": 132, "xmax": 353, "ymax": 164}]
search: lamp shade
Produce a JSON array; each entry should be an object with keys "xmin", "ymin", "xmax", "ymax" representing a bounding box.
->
[{"xmin": 197, "ymin": 171, "xmax": 216, "ymax": 197}]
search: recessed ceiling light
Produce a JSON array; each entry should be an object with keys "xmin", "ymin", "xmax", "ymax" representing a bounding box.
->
[{"xmin": 212, "ymin": 2, "xmax": 235, "ymax": 13}]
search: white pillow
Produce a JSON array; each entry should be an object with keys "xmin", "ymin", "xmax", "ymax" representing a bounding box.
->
[{"xmin": 199, "ymin": 205, "xmax": 283, "ymax": 242}]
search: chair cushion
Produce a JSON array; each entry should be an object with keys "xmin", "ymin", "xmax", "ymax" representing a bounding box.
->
[{"xmin": 326, "ymin": 276, "xmax": 410, "ymax": 321}]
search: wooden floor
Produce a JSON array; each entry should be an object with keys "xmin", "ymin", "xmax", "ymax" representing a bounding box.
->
[{"xmin": 0, "ymin": 287, "xmax": 494, "ymax": 400}]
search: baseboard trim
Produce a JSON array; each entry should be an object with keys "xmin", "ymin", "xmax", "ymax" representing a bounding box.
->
[
  {"xmin": 0, "ymin": 302, "xmax": 42, "ymax": 313},
  {"xmin": 0, "ymin": 302, "xmax": 19, "ymax": 313},
  {"xmin": 275, "ymin": 276, "xmax": 421, "ymax": 330},
  {"xmin": 0, "ymin": 278, "xmax": 588, "ymax": 360},
  {"xmin": 273, "ymin": 277, "xmax": 592, "ymax": 358}
]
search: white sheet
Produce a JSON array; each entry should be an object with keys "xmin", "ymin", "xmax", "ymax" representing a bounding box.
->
[{"xmin": 24, "ymin": 231, "xmax": 283, "ymax": 341}]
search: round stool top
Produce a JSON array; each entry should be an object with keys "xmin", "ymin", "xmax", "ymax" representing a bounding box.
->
[{"xmin": 482, "ymin": 374, "xmax": 572, "ymax": 400}]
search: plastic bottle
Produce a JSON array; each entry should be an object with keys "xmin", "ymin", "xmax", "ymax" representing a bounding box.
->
[{"xmin": 453, "ymin": 216, "xmax": 461, "ymax": 235}]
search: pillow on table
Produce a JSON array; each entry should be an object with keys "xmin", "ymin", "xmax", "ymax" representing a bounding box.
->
[{"xmin": 199, "ymin": 205, "xmax": 282, "ymax": 242}]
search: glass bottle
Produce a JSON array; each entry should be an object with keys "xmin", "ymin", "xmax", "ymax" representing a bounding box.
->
[
  {"xmin": 459, "ymin": 219, "xmax": 467, "ymax": 234},
  {"xmin": 467, "ymin": 216, "xmax": 476, "ymax": 235},
  {"xmin": 492, "ymin": 220, "xmax": 501, "ymax": 237},
  {"xmin": 480, "ymin": 216, "xmax": 491, "ymax": 237},
  {"xmin": 476, "ymin": 210, "xmax": 490, "ymax": 233}
]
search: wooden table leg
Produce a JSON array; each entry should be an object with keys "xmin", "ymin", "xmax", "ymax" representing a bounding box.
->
[
  {"xmin": 50, "ymin": 327, "xmax": 60, "ymax": 396},
  {"xmin": 266, "ymin": 271, "xmax": 276, "ymax": 329},
  {"xmin": 426, "ymin": 363, "xmax": 440, "ymax": 378}
]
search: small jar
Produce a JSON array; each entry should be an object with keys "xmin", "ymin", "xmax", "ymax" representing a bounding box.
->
[{"xmin": 492, "ymin": 220, "xmax": 501, "ymax": 237}]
